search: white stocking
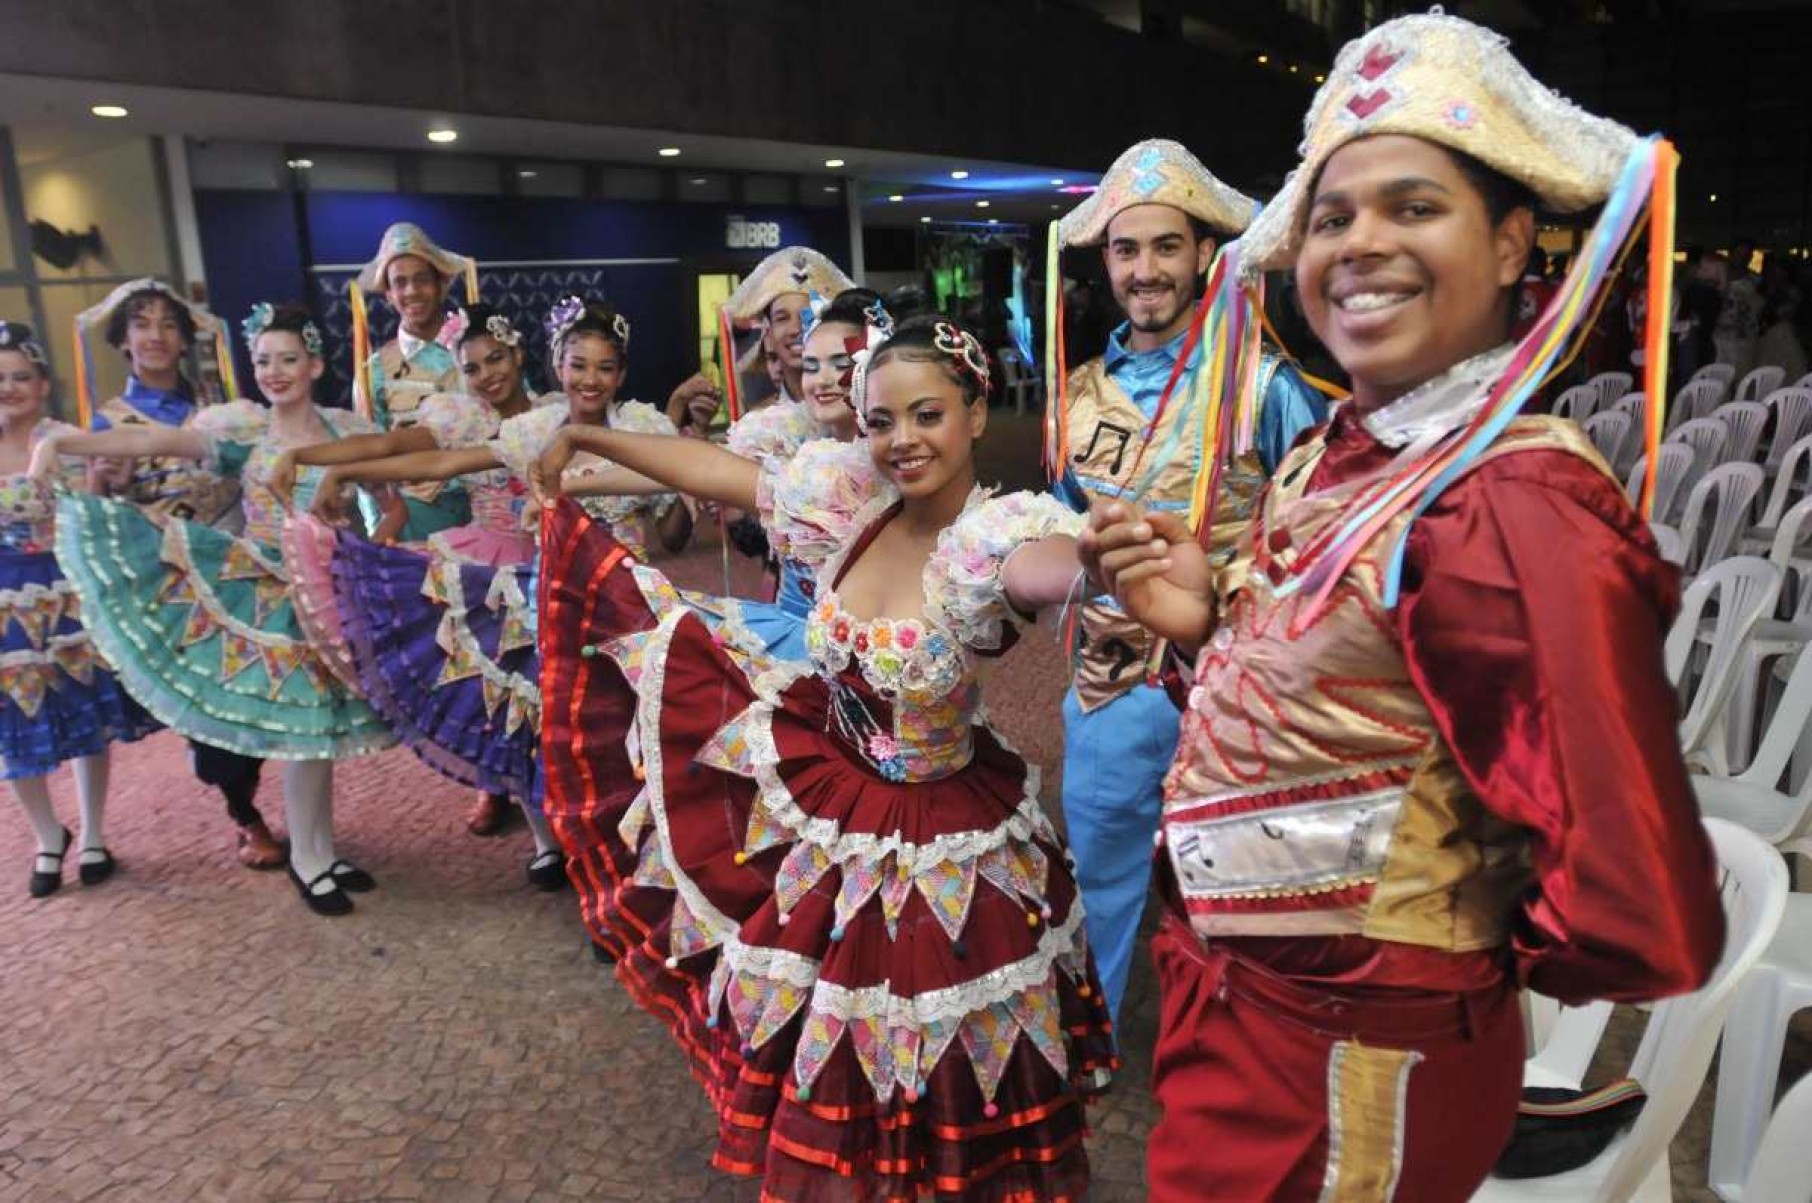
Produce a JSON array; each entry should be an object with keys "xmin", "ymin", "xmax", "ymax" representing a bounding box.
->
[
  {"xmin": 72, "ymin": 752, "xmax": 110, "ymax": 860},
  {"xmin": 521, "ymin": 801, "xmax": 558, "ymax": 857},
  {"xmin": 9, "ymin": 773, "xmax": 65, "ymax": 853},
  {"xmin": 282, "ymin": 759, "xmax": 336, "ymax": 887}
]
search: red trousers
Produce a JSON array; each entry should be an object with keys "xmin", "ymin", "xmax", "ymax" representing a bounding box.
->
[{"xmin": 1147, "ymin": 919, "xmax": 1523, "ymax": 1202}]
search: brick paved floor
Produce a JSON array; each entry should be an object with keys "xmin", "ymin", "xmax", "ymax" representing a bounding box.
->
[{"xmin": 1, "ymin": 416, "xmax": 1805, "ymax": 1200}]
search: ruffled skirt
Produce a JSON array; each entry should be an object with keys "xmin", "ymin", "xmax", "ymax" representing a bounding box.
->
[
  {"xmin": 54, "ymin": 493, "xmax": 393, "ymax": 760},
  {"xmin": 283, "ymin": 513, "xmax": 540, "ymax": 800},
  {"xmin": 0, "ymin": 549, "xmax": 159, "ymax": 779},
  {"xmin": 538, "ymin": 499, "xmax": 1115, "ymax": 1202}
]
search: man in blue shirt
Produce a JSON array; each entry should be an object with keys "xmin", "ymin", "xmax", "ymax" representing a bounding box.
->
[{"xmin": 1051, "ymin": 140, "xmax": 1326, "ymax": 1021}]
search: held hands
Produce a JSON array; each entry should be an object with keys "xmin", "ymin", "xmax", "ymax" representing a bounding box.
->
[
  {"xmin": 667, "ymin": 373, "xmax": 722, "ymax": 436},
  {"xmin": 1079, "ymin": 499, "xmax": 1215, "ymax": 645},
  {"xmin": 25, "ymin": 437, "xmax": 63, "ymax": 485},
  {"xmin": 268, "ymin": 450, "xmax": 300, "ymax": 511},
  {"xmin": 308, "ymin": 467, "xmax": 354, "ymax": 527},
  {"xmin": 529, "ymin": 427, "xmax": 576, "ymax": 510}
]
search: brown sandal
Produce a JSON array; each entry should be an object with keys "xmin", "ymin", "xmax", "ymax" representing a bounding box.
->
[{"xmin": 235, "ymin": 819, "xmax": 287, "ymax": 870}]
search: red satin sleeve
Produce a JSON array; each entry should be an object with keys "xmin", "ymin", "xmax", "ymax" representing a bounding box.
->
[{"xmin": 1394, "ymin": 449, "xmax": 1726, "ymax": 1005}]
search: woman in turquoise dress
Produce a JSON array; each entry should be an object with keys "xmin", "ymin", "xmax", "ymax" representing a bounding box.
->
[
  {"xmin": 0, "ymin": 321, "xmax": 158, "ymax": 897},
  {"xmin": 31, "ymin": 303, "xmax": 395, "ymax": 916}
]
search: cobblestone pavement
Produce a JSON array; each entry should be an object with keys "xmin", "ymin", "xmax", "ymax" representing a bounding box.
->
[{"xmin": 2, "ymin": 417, "xmax": 1805, "ymax": 1200}]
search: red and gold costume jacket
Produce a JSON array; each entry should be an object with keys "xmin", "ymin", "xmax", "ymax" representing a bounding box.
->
[{"xmin": 1162, "ymin": 408, "xmax": 1725, "ymax": 1003}]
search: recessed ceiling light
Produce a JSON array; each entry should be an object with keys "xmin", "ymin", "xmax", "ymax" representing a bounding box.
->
[
  {"xmin": 427, "ymin": 127, "xmax": 458, "ymax": 144},
  {"xmin": 888, "ymin": 194, "xmax": 904, "ymax": 202},
  {"xmin": 920, "ymin": 216, "xmax": 932, "ymax": 224},
  {"xmin": 1710, "ymin": 193, "xmax": 1719, "ymax": 203},
  {"xmin": 1050, "ymin": 204, "xmax": 1060, "ymax": 210},
  {"xmin": 823, "ymin": 185, "xmax": 839, "ymax": 193},
  {"xmin": 1315, "ymin": 73, "xmax": 1326, "ymax": 82},
  {"xmin": 90, "ymin": 104, "xmax": 129, "ymax": 119},
  {"xmin": 690, "ymin": 177, "xmax": 708, "ymax": 185},
  {"xmin": 1289, "ymin": 64, "xmax": 1299, "ymax": 73},
  {"xmin": 1257, "ymin": 54, "xmax": 1270, "ymax": 64},
  {"xmin": 1051, "ymin": 178, "xmax": 1065, "ymax": 186},
  {"xmin": 518, "ymin": 169, "xmax": 537, "ymax": 179},
  {"xmin": 950, "ymin": 170, "xmax": 969, "ymax": 180},
  {"xmin": 976, "ymin": 200, "xmax": 990, "ymax": 208},
  {"xmin": 824, "ymin": 158, "xmax": 845, "ymax": 169},
  {"xmin": 286, "ymin": 158, "xmax": 314, "ymax": 169},
  {"xmin": 987, "ymin": 218, "xmax": 999, "ymax": 225},
  {"xmin": 658, "ymin": 147, "xmax": 682, "ymax": 157}
]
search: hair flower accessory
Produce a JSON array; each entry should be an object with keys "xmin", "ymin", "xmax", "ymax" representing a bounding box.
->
[
  {"xmin": 933, "ymin": 322, "xmax": 991, "ymax": 392},
  {"xmin": 545, "ymin": 296, "xmax": 586, "ymax": 354},
  {"xmin": 240, "ymin": 302, "xmax": 274, "ymax": 344},
  {"xmin": 481, "ymin": 312, "xmax": 522, "ymax": 348},
  {"xmin": 242, "ymin": 302, "xmax": 325, "ymax": 357},
  {"xmin": 0, "ymin": 322, "xmax": 48, "ymax": 368},
  {"xmin": 612, "ymin": 312, "xmax": 632, "ymax": 350}
]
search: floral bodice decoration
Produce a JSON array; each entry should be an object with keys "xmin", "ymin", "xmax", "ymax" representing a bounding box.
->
[
  {"xmin": 0, "ymin": 419, "xmax": 83, "ymax": 552},
  {"xmin": 195, "ymin": 400, "xmax": 380, "ymax": 546},
  {"xmin": 764, "ymin": 439, "xmax": 1082, "ymax": 781},
  {"xmin": 489, "ymin": 395, "xmax": 679, "ymax": 558},
  {"xmin": 416, "ymin": 392, "xmax": 533, "ymax": 537}
]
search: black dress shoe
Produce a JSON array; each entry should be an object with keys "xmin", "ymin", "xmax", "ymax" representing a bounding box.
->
[
  {"xmin": 328, "ymin": 860, "xmax": 375, "ymax": 893},
  {"xmin": 29, "ymin": 826, "xmax": 71, "ymax": 898},
  {"xmin": 78, "ymin": 848, "xmax": 116, "ymax": 886},
  {"xmin": 526, "ymin": 850, "xmax": 568, "ymax": 892},
  {"xmin": 289, "ymin": 864, "xmax": 354, "ymax": 916}
]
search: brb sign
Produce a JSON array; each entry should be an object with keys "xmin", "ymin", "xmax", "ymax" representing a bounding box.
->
[{"xmin": 726, "ymin": 215, "xmax": 782, "ymax": 250}]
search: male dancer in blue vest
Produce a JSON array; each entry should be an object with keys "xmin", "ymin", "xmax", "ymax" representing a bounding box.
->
[{"xmin": 1051, "ymin": 140, "xmax": 1326, "ymax": 1021}]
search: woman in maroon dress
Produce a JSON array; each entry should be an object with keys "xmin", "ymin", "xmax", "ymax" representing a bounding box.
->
[{"xmin": 536, "ymin": 317, "xmax": 1115, "ymax": 1201}]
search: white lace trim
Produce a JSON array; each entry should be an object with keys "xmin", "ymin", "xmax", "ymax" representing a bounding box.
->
[{"xmin": 1359, "ymin": 343, "xmax": 1517, "ymax": 450}]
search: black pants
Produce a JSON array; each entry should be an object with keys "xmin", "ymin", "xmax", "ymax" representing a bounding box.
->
[{"xmin": 188, "ymin": 740, "xmax": 265, "ymax": 826}]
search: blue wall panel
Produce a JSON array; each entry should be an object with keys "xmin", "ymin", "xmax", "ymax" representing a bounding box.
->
[{"xmin": 195, "ymin": 188, "xmax": 850, "ymax": 408}]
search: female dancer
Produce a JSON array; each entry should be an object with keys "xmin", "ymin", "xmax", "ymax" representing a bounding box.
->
[
  {"xmin": 1083, "ymin": 13, "xmax": 1725, "ymax": 1197},
  {"xmin": 536, "ymin": 316, "xmax": 1115, "ymax": 1200},
  {"xmin": 276, "ymin": 299, "xmax": 686, "ymax": 887},
  {"xmin": 275, "ymin": 304, "xmax": 539, "ymax": 841},
  {"xmin": 548, "ymin": 288, "xmax": 880, "ymax": 659},
  {"xmin": 0, "ymin": 321, "xmax": 157, "ymax": 896},
  {"xmin": 33, "ymin": 304, "xmax": 394, "ymax": 916}
]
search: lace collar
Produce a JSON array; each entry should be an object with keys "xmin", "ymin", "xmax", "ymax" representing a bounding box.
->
[{"xmin": 1358, "ymin": 343, "xmax": 1516, "ymax": 449}]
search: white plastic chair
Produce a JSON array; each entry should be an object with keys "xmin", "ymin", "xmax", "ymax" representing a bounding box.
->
[
  {"xmin": 1667, "ymin": 417, "xmax": 1731, "ymax": 507},
  {"xmin": 1552, "ymin": 383, "xmax": 1601, "ymax": 424},
  {"xmin": 1649, "ymin": 522, "xmax": 1687, "ymax": 566},
  {"xmin": 1795, "ymin": 371, "xmax": 1812, "ymax": 392},
  {"xmin": 1722, "ymin": 501, "xmax": 1812, "ymax": 769},
  {"xmin": 1674, "ymin": 378, "xmax": 1730, "ymax": 431},
  {"xmin": 1713, "ymin": 401, "xmax": 1770, "ymax": 466},
  {"xmin": 996, "ymin": 346, "xmax": 1041, "ymax": 417},
  {"xmin": 1670, "ymin": 557, "xmax": 1783, "ymax": 759},
  {"xmin": 1626, "ymin": 444, "xmax": 1694, "ymax": 522},
  {"xmin": 1731, "ymin": 1069, "xmax": 1812, "ymax": 1203},
  {"xmin": 1695, "ymin": 637, "xmax": 1812, "ymax": 849},
  {"xmin": 1696, "ymin": 362, "xmax": 1739, "ymax": 389},
  {"xmin": 1709, "ymin": 902, "xmax": 1812, "ymax": 1201},
  {"xmin": 1677, "ymin": 463, "xmax": 1765, "ymax": 573},
  {"xmin": 1475, "ymin": 819, "xmax": 1788, "ymax": 1203},
  {"xmin": 1761, "ymin": 388, "xmax": 1812, "ymax": 476},
  {"xmin": 1588, "ymin": 371, "xmax": 1633, "ymax": 412},
  {"xmin": 1609, "ymin": 394, "xmax": 1650, "ymax": 475},
  {"xmin": 1581, "ymin": 410, "xmax": 1631, "ymax": 470},
  {"xmin": 1735, "ymin": 365, "xmax": 1788, "ymax": 404},
  {"xmin": 1744, "ymin": 434, "xmax": 1812, "ymax": 554}
]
